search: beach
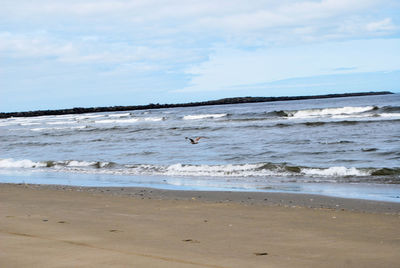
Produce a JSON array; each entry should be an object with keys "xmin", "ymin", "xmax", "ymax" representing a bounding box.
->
[{"xmin": 1, "ymin": 183, "xmax": 400, "ymax": 267}]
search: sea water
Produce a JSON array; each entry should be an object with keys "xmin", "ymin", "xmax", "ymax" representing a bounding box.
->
[{"xmin": 1, "ymin": 94, "xmax": 399, "ymax": 202}]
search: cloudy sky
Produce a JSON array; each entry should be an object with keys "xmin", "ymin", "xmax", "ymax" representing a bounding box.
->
[{"xmin": 1, "ymin": 0, "xmax": 399, "ymax": 112}]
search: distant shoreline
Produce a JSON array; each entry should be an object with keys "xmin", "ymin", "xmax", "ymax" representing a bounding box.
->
[{"xmin": 0, "ymin": 91, "xmax": 393, "ymax": 119}]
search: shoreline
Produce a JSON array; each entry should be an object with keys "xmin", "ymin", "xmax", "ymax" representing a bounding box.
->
[
  {"xmin": 5, "ymin": 183, "xmax": 400, "ymax": 214},
  {"xmin": 1, "ymin": 169, "xmax": 399, "ymax": 205},
  {"xmin": 1, "ymin": 182, "xmax": 400, "ymax": 267}
]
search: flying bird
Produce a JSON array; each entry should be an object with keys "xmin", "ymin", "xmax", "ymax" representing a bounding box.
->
[{"xmin": 185, "ymin": 137, "xmax": 207, "ymax": 144}]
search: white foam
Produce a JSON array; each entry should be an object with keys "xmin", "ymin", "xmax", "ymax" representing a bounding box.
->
[
  {"xmin": 331, "ymin": 114, "xmax": 373, "ymax": 119},
  {"xmin": 290, "ymin": 106, "xmax": 376, "ymax": 119},
  {"xmin": 51, "ymin": 114, "xmax": 76, "ymax": 119},
  {"xmin": 159, "ymin": 163, "xmax": 282, "ymax": 177},
  {"xmin": 0, "ymin": 120, "xmax": 18, "ymax": 127},
  {"xmin": 141, "ymin": 117, "xmax": 165, "ymax": 122},
  {"xmin": 66, "ymin": 160, "xmax": 96, "ymax": 167},
  {"xmin": 183, "ymin": 114, "xmax": 227, "ymax": 120},
  {"xmin": 30, "ymin": 127, "xmax": 49, "ymax": 132},
  {"xmin": 108, "ymin": 113, "xmax": 131, "ymax": 118},
  {"xmin": 30, "ymin": 126, "xmax": 86, "ymax": 132},
  {"xmin": 46, "ymin": 121, "xmax": 76, "ymax": 125},
  {"xmin": 74, "ymin": 114, "xmax": 105, "ymax": 120},
  {"xmin": 149, "ymin": 164, "xmax": 369, "ymax": 178},
  {"xmin": 0, "ymin": 158, "xmax": 46, "ymax": 168},
  {"xmin": 94, "ymin": 118, "xmax": 139, "ymax": 124},
  {"xmin": 94, "ymin": 163, "xmax": 272, "ymax": 177},
  {"xmin": 70, "ymin": 126, "xmax": 87, "ymax": 130},
  {"xmin": 19, "ymin": 122, "xmax": 41, "ymax": 126},
  {"xmin": 0, "ymin": 157, "xmax": 373, "ymax": 179},
  {"xmin": 0, "ymin": 158, "xmax": 114, "ymax": 170},
  {"xmin": 301, "ymin": 166, "xmax": 369, "ymax": 177},
  {"xmin": 379, "ymin": 113, "xmax": 400, "ymax": 118}
]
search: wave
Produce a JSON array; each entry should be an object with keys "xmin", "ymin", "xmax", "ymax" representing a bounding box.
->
[
  {"xmin": 301, "ymin": 167, "xmax": 369, "ymax": 177},
  {"xmin": 381, "ymin": 105, "xmax": 400, "ymax": 113},
  {"xmin": 268, "ymin": 118, "xmax": 400, "ymax": 129},
  {"xmin": 379, "ymin": 113, "xmax": 400, "ymax": 118},
  {"xmin": 46, "ymin": 121, "xmax": 76, "ymax": 125},
  {"xmin": 62, "ymin": 160, "xmax": 115, "ymax": 168},
  {"xmin": 19, "ymin": 122, "xmax": 41, "ymax": 126},
  {"xmin": 0, "ymin": 159, "xmax": 115, "ymax": 169},
  {"xmin": 0, "ymin": 159, "xmax": 47, "ymax": 168},
  {"xmin": 1, "ymin": 117, "xmax": 79, "ymax": 127},
  {"xmin": 74, "ymin": 114, "xmax": 105, "ymax": 120},
  {"xmin": 221, "ymin": 106, "xmax": 400, "ymax": 123},
  {"xmin": 8, "ymin": 141, "xmax": 62, "ymax": 147},
  {"xmin": 183, "ymin": 113, "xmax": 228, "ymax": 120},
  {"xmin": 30, "ymin": 126, "xmax": 86, "ymax": 132},
  {"xmin": 0, "ymin": 120, "xmax": 19, "ymax": 127},
  {"xmin": 94, "ymin": 118, "xmax": 139, "ymax": 124},
  {"xmin": 1, "ymin": 159, "xmax": 399, "ymax": 182},
  {"xmin": 94, "ymin": 117, "xmax": 165, "ymax": 124},
  {"xmin": 141, "ymin": 117, "xmax": 166, "ymax": 122},
  {"xmin": 78, "ymin": 125, "xmax": 130, "ymax": 133},
  {"xmin": 272, "ymin": 105, "xmax": 400, "ymax": 120},
  {"xmin": 107, "ymin": 113, "xmax": 131, "ymax": 118},
  {"xmin": 280, "ymin": 106, "xmax": 378, "ymax": 119}
]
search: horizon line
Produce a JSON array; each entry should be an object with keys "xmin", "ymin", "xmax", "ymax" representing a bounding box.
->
[{"xmin": 0, "ymin": 91, "xmax": 394, "ymax": 119}]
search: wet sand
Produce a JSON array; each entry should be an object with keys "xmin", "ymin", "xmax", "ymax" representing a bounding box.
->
[{"xmin": 1, "ymin": 183, "xmax": 400, "ymax": 267}]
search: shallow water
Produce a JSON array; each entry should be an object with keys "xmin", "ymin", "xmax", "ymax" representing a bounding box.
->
[{"xmin": 1, "ymin": 94, "xmax": 400, "ymax": 202}]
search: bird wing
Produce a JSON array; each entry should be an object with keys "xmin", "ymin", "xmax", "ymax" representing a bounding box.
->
[{"xmin": 194, "ymin": 136, "xmax": 206, "ymax": 142}]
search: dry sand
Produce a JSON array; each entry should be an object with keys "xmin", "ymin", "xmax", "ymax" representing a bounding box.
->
[{"xmin": 1, "ymin": 183, "xmax": 400, "ymax": 267}]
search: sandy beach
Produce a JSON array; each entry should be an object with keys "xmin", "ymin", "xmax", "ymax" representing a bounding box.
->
[{"xmin": 1, "ymin": 183, "xmax": 400, "ymax": 267}]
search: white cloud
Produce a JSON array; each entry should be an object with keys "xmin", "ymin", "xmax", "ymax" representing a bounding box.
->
[
  {"xmin": 4, "ymin": 1, "xmax": 395, "ymax": 57},
  {"xmin": 1, "ymin": 1, "xmax": 398, "ymax": 61},
  {"xmin": 195, "ymin": 0, "xmax": 383, "ymax": 29},
  {"xmin": 0, "ymin": 32, "xmax": 74, "ymax": 58},
  {"xmin": 0, "ymin": 32, "xmax": 179, "ymax": 68},
  {"xmin": 366, "ymin": 18, "xmax": 396, "ymax": 32},
  {"xmin": 176, "ymin": 38, "xmax": 400, "ymax": 93}
]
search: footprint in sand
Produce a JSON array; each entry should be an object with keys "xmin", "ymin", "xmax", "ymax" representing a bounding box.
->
[
  {"xmin": 182, "ymin": 239, "xmax": 200, "ymax": 243},
  {"xmin": 254, "ymin": 252, "xmax": 268, "ymax": 256}
]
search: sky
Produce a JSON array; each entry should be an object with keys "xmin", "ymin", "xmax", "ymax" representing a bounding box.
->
[{"xmin": 1, "ymin": 0, "xmax": 400, "ymax": 112}]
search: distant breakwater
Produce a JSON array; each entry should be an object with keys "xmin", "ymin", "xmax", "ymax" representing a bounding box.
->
[{"xmin": 1, "ymin": 91, "xmax": 393, "ymax": 118}]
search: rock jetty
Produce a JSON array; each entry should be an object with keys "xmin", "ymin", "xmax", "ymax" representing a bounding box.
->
[{"xmin": 0, "ymin": 91, "xmax": 393, "ymax": 119}]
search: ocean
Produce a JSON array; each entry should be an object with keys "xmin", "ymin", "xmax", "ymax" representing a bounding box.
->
[{"xmin": 1, "ymin": 94, "xmax": 399, "ymax": 202}]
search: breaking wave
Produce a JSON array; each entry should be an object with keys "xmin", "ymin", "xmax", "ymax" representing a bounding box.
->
[
  {"xmin": 1, "ymin": 158, "xmax": 399, "ymax": 183},
  {"xmin": 381, "ymin": 105, "xmax": 400, "ymax": 113},
  {"xmin": 93, "ymin": 116, "xmax": 165, "ymax": 124},
  {"xmin": 107, "ymin": 113, "xmax": 131, "ymax": 118},
  {"xmin": 46, "ymin": 121, "xmax": 76, "ymax": 125},
  {"xmin": 0, "ymin": 159, "xmax": 47, "ymax": 168},
  {"xmin": 279, "ymin": 106, "xmax": 378, "ymax": 119},
  {"xmin": 74, "ymin": 114, "xmax": 104, "ymax": 120},
  {"xmin": 221, "ymin": 105, "xmax": 400, "ymax": 123},
  {"xmin": 183, "ymin": 114, "xmax": 228, "ymax": 120},
  {"xmin": 0, "ymin": 159, "xmax": 115, "ymax": 169},
  {"xmin": 94, "ymin": 118, "xmax": 139, "ymax": 124},
  {"xmin": 30, "ymin": 126, "xmax": 86, "ymax": 132},
  {"xmin": 271, "ymin": 119, "xmax": 400, "ymax": 128}
]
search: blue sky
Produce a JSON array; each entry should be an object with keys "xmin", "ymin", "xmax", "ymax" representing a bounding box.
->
[{"xmin": 1, "ymin": 0, "xmax": 400, "ymax": 112}]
